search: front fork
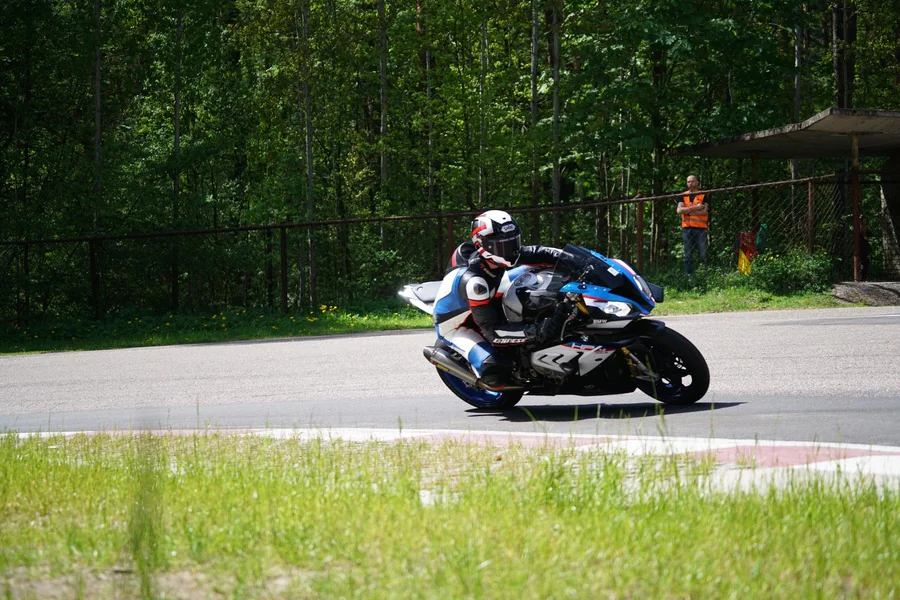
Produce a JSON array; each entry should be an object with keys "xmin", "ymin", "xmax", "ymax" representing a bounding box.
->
[{"xmin": 621, "ymin": 346, "xmax": 660, "ymax": 383}]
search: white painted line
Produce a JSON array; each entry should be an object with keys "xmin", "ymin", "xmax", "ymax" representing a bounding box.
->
[
  {"xmin": 796, "ymin": 455, "xmax": 900, "ymax": 477},
  {"xmin": 802, "ymin": 313, "xmax": 900, "ymax": 321},
  {"xmin": 15, "ymin": 427, "xmax": 900, "ymax": 455}
]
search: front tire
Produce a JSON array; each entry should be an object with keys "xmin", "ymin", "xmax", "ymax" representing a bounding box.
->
[
  {"xmin": 436, "ymin": 368, "xmax": 524, "ymax": 409},
  {"xmin": 633, "ymin": 328, "xmax": 709, "ymax": 405}
]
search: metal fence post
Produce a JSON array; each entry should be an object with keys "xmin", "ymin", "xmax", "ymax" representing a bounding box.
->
[
  {"xmin": 635, "ymin": 199, "xmax": 645, "ymax": 272},
  {"xmin": 22, "ymin": 242, "xmax": 30, "ymax": 321},
  {"xmin": 751, "ymin": 154, "xmax": 761, "ymax": 233},
  {"xmin": 89, "ymin": 239, "xmax": 101, "ymax": 319},
  {"xmin": 807, "ymin": 181, "xmax": 815, "ymax": 253},
  {"xmin": 436, "ymin": 216, "xmax": 444, "ymax": 275},
  {"xmin": 279, "ymin": 225, "xmax": 288, "ymax": 314},
  {"xmin": 265, "ymin": 229, "xmax": 274, "ymax": 310},
  {"xmin": 851, "ymin": 133, "xmax": 861, "ymax": 281}
]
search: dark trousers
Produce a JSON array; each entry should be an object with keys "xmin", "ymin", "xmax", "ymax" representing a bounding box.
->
[{"xmin": 682, "ymin": 227, "xmax": 707, "ymax": 274}]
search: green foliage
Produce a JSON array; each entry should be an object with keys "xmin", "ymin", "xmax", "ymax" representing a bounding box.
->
[
  {"xmin": 748, "ymin": 250, "xmax": 835, "ymax": 295},
  {"xmin": 644, "ymin": 245, "xmax": 837, "ymax": 298},
  {"xmin": 645, "ymin": 265, "xmax": 749, "ymax": 295}
]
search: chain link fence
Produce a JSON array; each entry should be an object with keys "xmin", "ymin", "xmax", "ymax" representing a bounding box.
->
[{"xmin": 2, "ymin": 176, "xmax": 898, "ymax": 323}]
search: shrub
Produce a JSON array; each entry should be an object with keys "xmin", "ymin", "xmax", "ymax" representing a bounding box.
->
[
  {"xmin": 748, "ymin": 250, "xmax": 833, "ymax": 294},
  {"xmin": 643, "ymin": 265, "xmax": 750, "ymax": 294}
]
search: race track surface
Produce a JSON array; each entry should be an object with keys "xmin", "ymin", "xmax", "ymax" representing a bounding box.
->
[{"xmin": 2, "ymin": 307, "xmax": 899, "ymax": 446}]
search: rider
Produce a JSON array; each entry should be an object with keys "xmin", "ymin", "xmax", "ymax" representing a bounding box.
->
[{"xmin": 433, "ymin": 210, "xmax": 578, "ymax": 389}]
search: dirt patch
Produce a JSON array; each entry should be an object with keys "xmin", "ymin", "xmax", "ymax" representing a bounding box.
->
[{"xmin": 3, "ymin": 566, "xmax": 318, "ymax": 599}]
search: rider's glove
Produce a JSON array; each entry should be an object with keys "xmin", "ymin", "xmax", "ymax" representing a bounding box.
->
[
  {"xmin": 555, "ymin": 250, "xmax": 590, "ymax": 278},
  {"xmin": 534, "ymin": 301, "xmax": 572, "ymax": 344}
]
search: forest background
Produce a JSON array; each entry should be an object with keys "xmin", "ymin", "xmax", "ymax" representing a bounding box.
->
[{"xmin": 1, "ymin": 0, "xmax": 898, "ymax": 319}]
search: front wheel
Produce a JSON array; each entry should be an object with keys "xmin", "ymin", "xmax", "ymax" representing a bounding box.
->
[
  {"xmin": 436, "ymin": 368, "xmax": 524, "ymax": 410},
  {"xmin": 633, "ymin": 328, "xmax": 709, "ymax": 405}
]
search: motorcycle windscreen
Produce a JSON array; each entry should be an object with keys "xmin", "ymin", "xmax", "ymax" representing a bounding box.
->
[{"xmin": 558, "ymin": 245, "xmax": 624, "ymax": 289}]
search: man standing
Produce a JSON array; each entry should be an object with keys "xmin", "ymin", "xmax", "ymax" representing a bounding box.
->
[{"xmin": 677, "ymin": 174, "xmax": 708, "ymax": 274}]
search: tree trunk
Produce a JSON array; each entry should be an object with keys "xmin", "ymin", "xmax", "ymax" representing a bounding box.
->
[
  {"xmin": 14, "ymin": 14, "xmax": 34, "ymax": 321},
  {"xmin": 595, "ymin": 153, "xmax": 608, "ymax": 253},
  {"xmin": 418, "ymin": 0, "xmax": 438, "ymax": 272},
  {"xmin": 789, "ymin": 24, "xmax": 805, "ymax": 228},
  {"xmin": 833, "ymin": 3, "xmax": 845, "ymax": 108},
  {"xmin": 843, "ymin": 3, "xmax": 856, "ymax": 109},
  {"xmin": 794, "ymin": 25, "xmax": 802, "ymax": 121},
  {"xmin": 302, "ymin": 0, "xmax": 316, "ymax": 308},
  {"xmin": 551, "ymin": 0, "xmax": 561, "ymax": 246},
  {"xmin": 171, "ymin": 8, "xmax": 183, "ymax": 311},
  {"xmin": 92, "ymin": 0, "xmax": 103, "ymax": 316},
  {"xmin": 334, "ymin": 149, "xmax": 351, "ymax": 301},
  {"xmin": 478, "ymin": 15, "xmax": 488, "ymax": 205},
  {"xmin": 378, "ymin": 0, "xmax": 388, "ymax": 188},
  {"xmin": 20, "ymin": 16, "xmax": 33, "ymax": 241},
  {"xmin": 791, "ymin": 24, "xmax": 802, "ymax": 182},
  {"xmin": 619, "ymin": 157, "xmax": 628, "ymax": 262},
  {"xmin": 530, "ymin": 0, "xmax": 540, "ymax": 244},
  {"xmin": 650, "ymin": 46, "xmax": 665, "ymax": 265},
  {"xmin": 93, "ymin": 0, "xmax": 102, "ymax": 230},
  {"xmin": 651, "ymin": 144, "xmax": 663, "ymax": 265}
]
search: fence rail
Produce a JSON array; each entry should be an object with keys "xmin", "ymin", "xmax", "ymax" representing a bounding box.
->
[{"xmin": 2, "ymin": 176, "xmax": 898, "ymax": 322}]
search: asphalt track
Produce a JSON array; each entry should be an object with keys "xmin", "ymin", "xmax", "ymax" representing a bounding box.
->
[{"xmin": 2, "ymin": 306, "xmax": 899, "ymax": 446}]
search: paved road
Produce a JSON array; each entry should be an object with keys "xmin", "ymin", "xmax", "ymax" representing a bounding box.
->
[{"xmin": 2, "ymin": 307, "xmax": 899, "ymax": 445}]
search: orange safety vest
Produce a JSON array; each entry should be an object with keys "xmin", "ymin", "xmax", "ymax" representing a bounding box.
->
[{"xmin": 680, "ymin": 191, "xmax": 708, "ymax": 229}]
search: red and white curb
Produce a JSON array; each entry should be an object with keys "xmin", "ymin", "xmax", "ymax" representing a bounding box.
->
[{"xmin": 18, "ymin": 427, "xmax": 900, "ymax": 482}]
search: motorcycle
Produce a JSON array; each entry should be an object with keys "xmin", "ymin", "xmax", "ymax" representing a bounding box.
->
[{"xmin": 399, "ymin": 244, "xmax": 709, "ymax": 409}]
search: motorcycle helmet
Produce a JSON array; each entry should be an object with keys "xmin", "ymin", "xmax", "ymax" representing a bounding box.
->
[{"xmin": 471, "ymin": 210, "xmax": 522, "ymax": 268}]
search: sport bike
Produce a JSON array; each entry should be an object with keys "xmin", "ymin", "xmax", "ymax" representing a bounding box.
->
[{"xmin": 399, "ymin": 245, "xmax": 709, "ymax": 409}]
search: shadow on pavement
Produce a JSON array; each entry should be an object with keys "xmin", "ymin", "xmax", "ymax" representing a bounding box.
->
[{"xmin": 467, "ymin": 401, "xmax": 744, "ymax": 423}]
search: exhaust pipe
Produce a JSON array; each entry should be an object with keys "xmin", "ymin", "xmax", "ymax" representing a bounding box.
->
[
  {"xmin": 424, "ymin": 346, "xmax": 480, "ymax": 386},
  {"xmin": 423, "ymin": 346, "xmax": 524, "ymax": 392}
]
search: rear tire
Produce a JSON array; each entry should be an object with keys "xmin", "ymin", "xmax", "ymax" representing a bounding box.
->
[
  {"xmin": 436, "ymin": 368, "xmax": 524, "ymax": 410},
  {"xmin": 633, "ymin": 328, "xmax": 709, "ymax": 405}
]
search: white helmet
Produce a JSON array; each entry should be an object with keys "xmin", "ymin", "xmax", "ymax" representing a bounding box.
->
[{"xmin": 470, "ymin": 210, "xmax": 522, "ymax": 268}]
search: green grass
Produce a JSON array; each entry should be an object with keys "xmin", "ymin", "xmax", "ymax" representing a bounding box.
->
[
  {"xmin": 1, "ymin": 433, "xmax": 897, "ymax": 598},
  {"xmin": 652, "ymin": 289, "xmax": 848, "ymax": 315}
]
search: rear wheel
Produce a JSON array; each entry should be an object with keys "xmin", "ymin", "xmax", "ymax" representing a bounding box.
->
[
  {"xmin": 633, "ymin": 328, "xmax": 709, "ymax": 405},
  {"xmin": 436, "ymin": 368, "xmax": 524, "ymax": 409}
]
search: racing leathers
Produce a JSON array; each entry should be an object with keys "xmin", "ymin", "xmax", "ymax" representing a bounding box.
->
[
  {"xmin": 432, "ymin": 245, "xmax": 573, "ymax": 388},
  {"xmin": 446, "ymin": 241, "xmax": 476, "ymax": 272}
]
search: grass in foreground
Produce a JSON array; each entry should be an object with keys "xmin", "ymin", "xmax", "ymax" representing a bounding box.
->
[
  {"xmin": 1, "ymin": 289, "xmax": 849, "ymax": 354},
  {"xmin": 1, "ymin": 433, "xmax": 897, "ymax": 598}
]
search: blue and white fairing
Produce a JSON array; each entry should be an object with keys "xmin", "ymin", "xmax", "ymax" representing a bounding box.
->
[
  {"xmin": 559, "ymin": 247, "xmax": 657, "ymax": 318},
  {"xmin": 499, "ymin": 245, "xmax": 661, "ymax": 330}
]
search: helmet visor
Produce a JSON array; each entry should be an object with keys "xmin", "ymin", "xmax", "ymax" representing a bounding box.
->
[{"xmin": 482, "ymin": 234, "xmax": 521, "ymax": 263}]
